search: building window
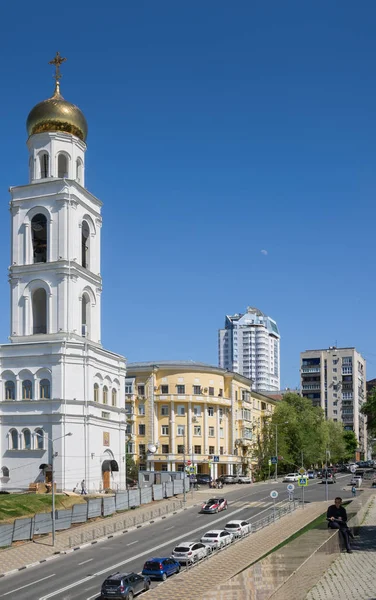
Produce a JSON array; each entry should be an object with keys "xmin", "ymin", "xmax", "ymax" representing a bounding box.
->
[
  {"xmin": 103, "ymin": 386, "xmax": 108, "ymax": 405},
  {"xmin": 22, "ymin": 380, "xmax": 33, "ymax": 400},
  {"xmin": 161, "ymin": 425, "xmax": 169, "ymax": 436},
  {"xmin": 194, "ymin": 445, "xmax": 201, "ymax": 454},
  {"xmin": 193, "ymin": 385, "xmax": 201, "ymax": 395},
  {"xmin": 101, "ymin": 411, "xmax": 110, "ymax": 419},
  {"xmin": 208, "ymin": 406, "xmax": 214, "ymax": 417},
  {"xmin": 161, "ymin": 464, "xmax": 168, "ymax": 472},
  {"xmin": 40, "ymin": 379, "xmax": 50, "ymax": 399},
  {"xmin": 40, "ymin": 152, "xmax": 49, "ymax": 178},
  {"xmin": 161, "ymin": 405, "xmax": 169, "ymax": 416},
  {"xmin": 208, "ymin": 387, "xmax": 215, "ymax": 396},
  {"xmin": 139, "ymin": 444, "xmax": 146, "ymax": 455},
  {"xmin": 112, "ymin": 388, "xmax": 117, "ymax": 406},
  {"xmin": 177, "ymin": 464, "xmax": 184, "ymax": 472},
  {"xmin": 125, "ymin": 384, "xmax": 133, "ymax": 394},
  {"xmin": 138, "ymin": 404, "xmax": 145, "ymax": 416},
  {"xmin": 162, "ymin": 444, "xmax": 169, "ymax": 454},
  {"xmin": 76, "ymin": 158, "xmax": 83, "ymax": 184},
  {"xmin": 161, "ymin": 385, "xmax": 169, "ymax": 394},
  {"xmin": 31, "ymin": 214, "xmax": 48, "ymax": 264},
  {"xmin": 194, "ymin": 426, "xmax": 201, "ymax": 436},
  {"xmin": 220, "ymin": 447, "xmax": 224, "ymax": 455},
  {"xmin": 209, "ymin": 426, "xmax": 215, "ymax": 437},
  {"xmin": 23, "ymin": 429, "xmax": 31, "ymax": 450},
  {"xmin": 176, "ymin": 385, "xmax": 185, "ymax": 394},
  {"xmin": 218, "ymin": 388, "xmax": 223, "ymax": 397},
  {"xmin": 177, "ymin": 445, "xmax": 185, "ymax": 453},
  {"xmin": 10, "ymin": 429, "xmax": 18, "ymax": 449},
  {"xmin": 32, "ymin": 288, "xmax": 47, "ymax": 334},
  {"xmin": 57, "ymin": 153, "xmax": 68, "ymax": 178},
  {"xmin": 35, "ymin": 429, "xmax": 44, "ymax": 449},
  {"xmin": 137, "ymin": 385, "xmax": 145, "ymax": 397},
  {"xmin": 177, "ymin": 425, "xmax": 185, "ymax": 436},
  {"xmin": 1, "ymin": 466, "xmax": 9, "ymax": 477},
  {"xmin": 81, "ymin": 221, "xmax": 90, "ymax": 269},
  {"xmin": 220, "ymin": 428, "xmax": 224, "ymax": 438},
  {"xmin": 193, "ymin": 405, "xmax": 201, "ymax": 416},
  {"xmin": 209, "ymin": 445, "xmax": 215, "ymax": 454},
  {"xmin": 219, "ymin": 408, "xmax": 223, "ymax": 418},
  {"xmin": 177, "ymin": 405, "xmax": 185, "ymax": 416},
  {"xmin": 94, "ymin": 383, "xmax": 99, "ymax": 402},
  {"xmin": 138, "ymin": 424, "xmax": 145, "ymax": 435},
  {"xmin": 5, "ymin": 381, "xmax": 15, "ymax": 400}
]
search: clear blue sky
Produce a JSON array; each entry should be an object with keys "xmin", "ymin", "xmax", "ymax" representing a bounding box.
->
[{"xmin": 0, "ymin": 1, "xmax": 375, "ymax": 387}]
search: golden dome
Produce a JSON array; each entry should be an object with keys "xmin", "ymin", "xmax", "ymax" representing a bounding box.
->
[{"xmin": 26, "ymin": 81, "xmax": 88, "ymax": 142}]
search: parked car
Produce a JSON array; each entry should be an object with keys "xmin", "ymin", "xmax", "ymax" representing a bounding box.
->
[
  {"xmin": 101, "ymin": 572, "xmax": 150, "ymax": 599},
  {"xmin": 350, "ymin": 475, "xmax": 362, "ymax": 487},
  {"xmin": 200, "ymin": 497, "xmax": 228, "ymax": 514},
  {"xmin": 321, "ymin": 471, "xmax": 336, "ymax": 483},
  {"xmin": 200, "ymin": 529, "xmax": 234, "ymax": 550},
  {"xmin": 224, "ymin": 520, "xmax": 251, "ymax": 538},
  {"xmin": 142, "ymin": 557, "xmax": 180, "ymax": 581},
  {"xmin": 196, "ymin": 474, "xmax": 212, "ymax": 485},
  {"xmin": 172, "ymin": 541, "xmax": 211, "ymax": 564},
  {"xmin": 307, "ymin": 470, "xmax": 316, "ymax": 479},
  {"xmin": 283, "ymin": 473, "xmax": 300, "ymax": 482},
  {"xmin": 222, "ymin": 475, "xmax": 238, "ymax": 484},
  {"xmin": 237, "ymin": 475, "xmax": 252, "ymax": 484}
]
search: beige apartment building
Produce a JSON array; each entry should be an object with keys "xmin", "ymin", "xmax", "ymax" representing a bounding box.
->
[
  {"xmin": 125, "ymin": 361, "xmax": 276, "ymax": 478},
  {"xmin": 300, "ymin": 347, "xmax": 367, "ymax": 456}
]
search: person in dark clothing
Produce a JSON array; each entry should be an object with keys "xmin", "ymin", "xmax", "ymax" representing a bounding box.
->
[{"xmin": 327, "ymin": 497, "xmax": 353, "ymax": 553}]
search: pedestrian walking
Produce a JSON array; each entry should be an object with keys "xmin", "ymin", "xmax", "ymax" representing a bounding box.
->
[
  {"xmin": 80, "ymin": 479, "xmax": 87, "ymax": 495},
  {"xmin": 351, "ymin": 485, "xmax": 356, "ymax": 497}
]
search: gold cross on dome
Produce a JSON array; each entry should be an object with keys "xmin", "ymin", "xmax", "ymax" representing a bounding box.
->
[{"xmin": 49, "ymin": 51, "xmax": 67, "ymax": 81}]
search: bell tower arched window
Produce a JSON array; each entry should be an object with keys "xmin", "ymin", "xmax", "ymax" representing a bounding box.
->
[
  {"xmin": 58, "ymin": 154, "xmax": 68, "ymax": 178},
  {"xmin": 10, "ymin": 429, "xmax": 18, "ymax": 449},
  {"xmin": 31, "ymin": 214, "xmax": 47, "ymax": 263},
  {"xmin": 82, "ymin": 221, "xmax": 90, "ymax": 269},
  {"xmin": 82, "ymin": 293, "xmax": 90, "ymax": 337},
  {"xmin": 94, "ymin": 383, "xmax": 99, "ymax": 402},
  {"xmin": 40, "ymin": 153, "xmax": 49, "ymax": 178},
  {"xmin": 40, "ymin": 379, "xmax": 51, "ymax": 399},
  {"xmin": 76, "ymin": 159, "xmax": 83, "ymax": 184},
  {"xmin": 103, "ymin": 386, "xmax": 108, "ymax": 405},
  {"xmin": 22, "ymin": 380, "xmax": 33, "ymax": 400},
  {"xmin": 32, "ymin": 288, "xmax": 47, "ymax": 334},
  {"xmin": 5, "ymin": 381, "xmax": 15, "ymax": 400},
  {"xmin": 23, "ymin": 429, "xmax": 31, "ymax": 450}
]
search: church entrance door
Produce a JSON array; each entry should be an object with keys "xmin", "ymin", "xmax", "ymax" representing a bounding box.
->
[{"xmin": 102, "ymin": 470, "xmax": 110, "ymax": 490}]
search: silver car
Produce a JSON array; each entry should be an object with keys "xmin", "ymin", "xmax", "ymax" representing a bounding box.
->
[{"xmin": 200, "ymin": 529, "xmax": 234, "ymax": 550}]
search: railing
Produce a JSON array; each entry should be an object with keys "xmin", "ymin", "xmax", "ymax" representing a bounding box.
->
[{"xmin": 183, "ymin": 500, "xmax": 299, "ymax": 572}]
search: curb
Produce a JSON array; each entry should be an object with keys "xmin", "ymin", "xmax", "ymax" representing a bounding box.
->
[{"xmin": 0, "ymin": 502, "xmax": 201, "ymax": 579}]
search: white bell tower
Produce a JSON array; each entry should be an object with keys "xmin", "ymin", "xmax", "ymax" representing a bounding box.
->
[{"xmin": 0, "ymin": 54, "xmax": 127, "ymax": 494}]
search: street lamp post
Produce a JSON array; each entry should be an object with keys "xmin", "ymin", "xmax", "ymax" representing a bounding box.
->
[
  {"xmin": 36, "ymin": 432, "xmax": 72, "ymax": 547},
  {"xmin": 274, "ymin": 422, "xmax": 289, "ymax": 483}
]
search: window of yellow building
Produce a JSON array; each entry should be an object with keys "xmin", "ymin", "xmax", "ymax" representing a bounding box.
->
[
  {"xmin": 161, "ymin": 385, "xmax": 169, "ymax": 394},
  {"xmin": 208, "ymin": 406, "xmax": 214, "ymax": 416},
  {"xmin": 193, "ymin": 385, "xmax": 201, "ymax": 394},
  {"xmin": 177, "ymin": 385, "xmax": 185, "ymax": 394},
  {"xmin": 162, "ymin": 444, "xmax": 169, "ymax": 453},
  {"xmin": 138, "ymin": 404, "xmax": 145, "ymax": 415},
  {"xmin": 161, "ymin": 425, "xmax": 169, "ymax": 435},
  {"xmin": 177, "ymin": 425, "xmax": 185, "ymax": 436},
  {"xmin": 209, "ymin": 426, "xmax": 215, "ymax": 436},
  {"xmin": 177, "ymin": 405, "xmax": 185, "ymax": 416},
  {"xmin": 194, "ymin": 425, "xmax": 201, "ymax": 436},
  {"xmin": 161, "ymin": 405, "xmax": 169, "ymax": 416},
  {"xmin": 193, "ymin": 405, "xmax": 201, "ymax": 416},
  {"xmin": 194, "ymin": 445, "xmax": 201, "ymax": 454},
  {"xmin": 208, "ymin": 387, "xmax": 214, "ymax": 396},
  {"xmin": 138, "ymin": 424, "xmax": 145, "ymax": 435},
  {"xmin": 209, "ymin": 445, "xmax": 215, "ymax": 454}
]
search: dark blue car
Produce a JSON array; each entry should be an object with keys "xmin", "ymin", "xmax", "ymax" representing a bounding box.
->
[{"xmin": 142, "ymin": 557, "xmax": 181, "ymax": 581}]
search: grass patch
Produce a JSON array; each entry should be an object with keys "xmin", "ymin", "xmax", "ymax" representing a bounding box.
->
[{"xmin": 0, "ymin": 494, "xmax": 88, "ymax": 523}]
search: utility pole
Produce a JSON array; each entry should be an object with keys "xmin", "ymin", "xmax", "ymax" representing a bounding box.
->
[
  {"xmin": 275, "ymin": 424, "xmax": 278, "ymax": 482},
  {"xmin": 183, "ymin": 430, "xmax": 187, "ymax": 504}
]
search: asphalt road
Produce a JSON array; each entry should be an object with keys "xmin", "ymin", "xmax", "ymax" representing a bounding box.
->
[{"xmin": 0, "ymin": 474, "xmax": 353, "ymax": 600}]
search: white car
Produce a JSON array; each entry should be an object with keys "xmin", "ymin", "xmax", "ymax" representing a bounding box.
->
[
  {"xmin": 224, "ymin": 520, "xmax": 251, "ymax": 538},
  {"xmin": 351, "ymin": 475, "xmax": 362, "ymax": 487},
  {"xmin": 171, "ymin": 541, "xmax": 211, "ymax": 564},
  {"xmin": 200, "ymin": 529, "xmax": 234, "ymax": 550},
  {"xmin": 283, "ymin": 473, "xmax": 300, "ymax": 482},
  {"xmin": 237, "ymin": 475, "xmax": 252, "ymax": 484}
]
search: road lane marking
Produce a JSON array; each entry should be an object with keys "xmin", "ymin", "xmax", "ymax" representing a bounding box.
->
[
  {"xmin": 78, "ymin": 559, "xmax": 93, "ymax": 566},
  {"xmin": 165, "ymin": 526, "xmax": 175, "ymax": 531},
  {"xmin": 126, "ymin": 540, "xmax": 138, "ymax": 546},
  {"xmin": 38, "ymin": 499, "xmax": 281, "ymax": 600},
  {"xmin": 2, "ymin": 574, "xmax": 55, "ymax": 596}
]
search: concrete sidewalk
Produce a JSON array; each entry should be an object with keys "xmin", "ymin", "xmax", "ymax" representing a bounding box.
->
[{"xmin": 306, "ymin": 497, "xmax": 376, "ymax": 600}]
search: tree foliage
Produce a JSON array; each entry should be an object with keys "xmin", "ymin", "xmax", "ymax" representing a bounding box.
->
[
  {"xmin": 252, "ymin": 392, "xmax": 356, "ymax": 479},
  {"xmin": 361, "ymin": 386, "xmax": 376, "ymax": 437}
]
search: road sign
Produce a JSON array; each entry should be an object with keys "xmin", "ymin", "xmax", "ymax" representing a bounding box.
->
[
  {"xmin": 299, "ymin": 467, "xmax": 306, "ymax": 476},
  {"xmin": 271, "ymin": 456, "xmax": 278, "ymax": 464},
  {"xmin": 270, "ymin": 490, "xmax": 279, "ymax": 499},
  {"xmin": 298, "ymin": 477, "xmax": 308, "ymax": 487},
  {"xmin": 186, "ymin": 460, "xmax": 191, "ymax": 466},
  {"xmin": 350, "ymin": 464, "xmax": 356, "ymax": 474},
  {"xmin": 268, "ymin": 460, "xmax": 272, "ymax": 466},
  {"xmin": 213, "ymin": 456, "xmax": 220, "ymax": 463},
  {"xmin": 287, "ymin": 483, "xmax": 295, "ymax": 492}
]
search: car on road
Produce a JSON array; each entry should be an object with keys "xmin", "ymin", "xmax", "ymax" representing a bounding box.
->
[
  {"xmin": 237, "ymin": 475, "xmax": 252, "ymax": 484},
  {"xmin": 283, "ymin": 473, "xmax": 300, "ymax": 482},
  {"xmin": 200, "ymin": 529, "xmax": 234, "ymax": 549},
  {"xmin": 200, "ymin": 497, "xmax": 228, "ymax": 513},
  {"xmin": 307, "ymin": 470, "xmax": 316, "ymax": 479},
  {"xmin": 321, "ymin": 470, "xmax": 336, "ymax": 483},
  {"xmin": 196, "ymin": 474, "xmax": 212, "ymax": 485},
  {"xmin": 101, "ymin": 572, "xmax": 150, "ymax": 599},
  {"xmin": 172, "ymin": 541, "xmax": 211, "ymax": 564},
  {"xmin": 141, "ymin": 557, "xmax": 181, "ymax": 581},
  {"xmin": 350, "ymin": 475, "xmax": 362, "ymax": 486},
  {"xmin": 224, "ymin": 519, "xmax": 252, "ymax": 538}
]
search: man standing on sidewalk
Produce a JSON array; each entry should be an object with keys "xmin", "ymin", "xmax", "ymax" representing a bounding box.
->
[{"xmin": 327, "ymin": 497, "xmax": 353, "ymax": 553}]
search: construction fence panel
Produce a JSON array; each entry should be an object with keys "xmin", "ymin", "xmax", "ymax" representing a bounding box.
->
[
  {"xmin": 115, "ymin": 492, "xmax": 128, "ymax": 512},
  {"xmin": 71, "ymin": 503, "xmax": 88, "ymax": 524},
  {"xmin": 152, "ymin": 484, "xmax": 163, "ymax": 501},
  {"xmin": 0, "ymin": 524, "xmax": 13, "ymax": 548},
  {"xmin": 164, "ymin": 482, "xmax": 173, "ymax": 498},
  {"xmin": 12, "ymin": 517, "xmax": 33, "ymax": 541},
  {"xmin": 87, "ymin": 498, "xmax": 102, "ymax": 519},
  {"xmin": 128, "ymin": 489, "xmax": 141, "ymax": 507},
  {"xmin": 33, "ymin": 512, "xmax": 53, "ymax": 535},
  {"xmin": 102, "ymin": 496, "xmax": 116, "ymax": 517},
  {"xmin": 173, "ymin": 480, "xmax": 183, "ymax": 495},
  {"xmin": 55, "ymin": 509, "xmax": 72, "ymax": 531},
  {"xmin": 140, "ymin": 487, "xmax": 152, "ymax": 505}
]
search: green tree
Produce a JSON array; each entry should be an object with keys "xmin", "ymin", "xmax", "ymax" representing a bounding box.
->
[
  {"xmin": 126, "ymin": 454, "xmax": 139, "ymax": 483},
  {"xmin": 323, "ymin": 420, "xmax": 346, "ymax": 464},
  {"xmin": 343, "ymin": 430, "xmax": 358, "ymax": 461},
  {"xmin": 361, "ymin": 386, "xmax": 376, "ymax": 437}
]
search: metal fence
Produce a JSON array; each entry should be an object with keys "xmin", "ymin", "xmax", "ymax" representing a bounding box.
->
[{"xmin": 0, "ymin": 485, "xmax": 185, "ymax": 548}]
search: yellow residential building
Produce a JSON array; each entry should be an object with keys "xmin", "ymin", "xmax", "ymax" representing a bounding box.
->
[{"xmin": 125, "ymin": 361, "xmax": 276, "ymax": 479}]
